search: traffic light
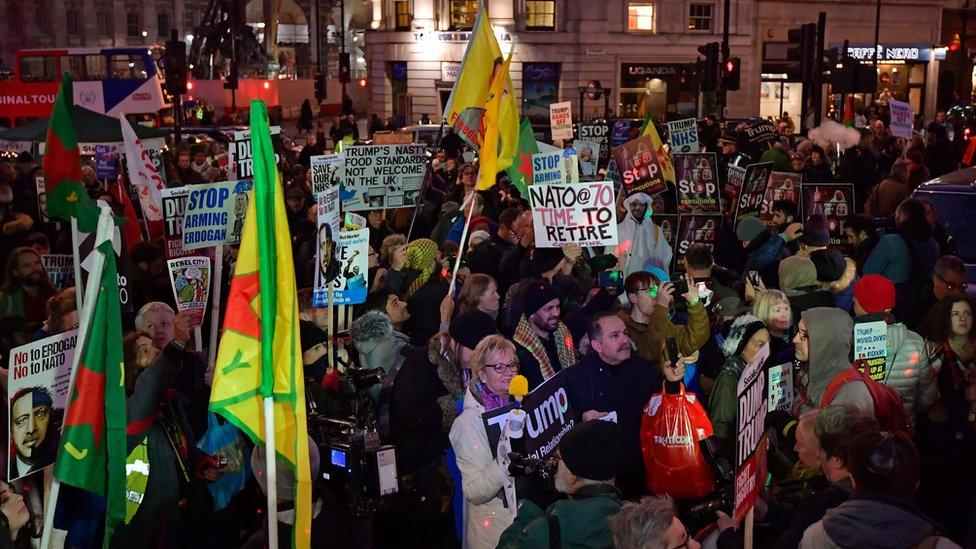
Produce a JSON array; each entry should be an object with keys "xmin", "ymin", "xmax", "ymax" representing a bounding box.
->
[
  {"xmin": 164, "ymin": 32, "xmax": 187, "ymax": 95},
  {"xmin": 314, "ymin": 72, "xmax": 326, "ymax": 101},
  {"xmin": 721, "ymin": 57, "xmax": 741, "ymax": 91},
  {"xmin": 223, "ymin": 62, "xmax": 238, "ymax": 90},
  {"xmin": 339, "ymin": 53, "xmax": 351, "ymax": 84},
  {"xmin": 787, "ymin": 23, "xmax": 817, "ymax": 81},
  {"xmin": 697, "ymin": 42, "xmax": 720, "ymax": 92}
]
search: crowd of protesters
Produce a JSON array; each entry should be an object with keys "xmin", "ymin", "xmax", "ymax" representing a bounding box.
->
[{"xmin": 0, "ymin": 99, "xmax": 972, "ymax": 549}]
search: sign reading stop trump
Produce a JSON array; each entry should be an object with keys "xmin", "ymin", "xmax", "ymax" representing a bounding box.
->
[{"xmin": 530, "ymin": 181, "xmax": 618, "ymax": 248}]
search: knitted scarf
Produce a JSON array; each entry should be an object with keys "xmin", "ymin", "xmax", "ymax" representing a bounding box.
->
[
  {"xmin": 513, "ymin": 314, "xmax": 578, "ymax": 381},
  {"xmin": 404, "ymin": 238, "xmax": 438, "ymax": 298}
]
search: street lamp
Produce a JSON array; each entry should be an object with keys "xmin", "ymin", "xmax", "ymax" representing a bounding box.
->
[{"xmin": 141, "ymin": 30, "xmax": 148, "ymax": 37}]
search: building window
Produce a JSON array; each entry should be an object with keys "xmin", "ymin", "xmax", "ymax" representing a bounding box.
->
[
  {"xmin": 449, "ymin": 0, "xmax": 478, "ymax": 30},
  {"xmin": 127, "ymin": 11, "xmax": 140, "ymax": 37},
  {"xmin": 525, "ymin": 1, "xmax": 556, "ymax": 30},
  {"xmin": 627, "ymin": 2, "xmax": 655, "ymax": 32},
  {"xmin": 66, "ymin": 10, "xmax": 79, "ymax": 35},
  {"xmin": 688, "ymin": 3, "xmax": 713, "ymax": 32},
  {"xmin": 97, "ymin": 12, "xmax": 112, "ymax": 37},
  {"xmin": 157, "ymin": 12, "xmax": 170, "ymax": 37},
  {"xmin": 35, "ymin": 4, "xmax": 49, "ymax": 31},
  {"xmin": 394, "ymin": 0, "xmax": 412, "ymax": 31}
]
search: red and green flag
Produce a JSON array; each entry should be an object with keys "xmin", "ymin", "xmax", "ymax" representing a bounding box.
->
[
  {"xmin": 506, "ymin": 118, "xmax": 539, "ymax": 199},
  {"xmin": 843, "ymin": 95, "xmax": 856, "ymax": 128},
  {"xmin": 54, "ymin": 209, "xmax": 127, "ymax": 546},
  {"xmin": 42, "ymin": 72, "xmax": 98, "ymax": 230}
]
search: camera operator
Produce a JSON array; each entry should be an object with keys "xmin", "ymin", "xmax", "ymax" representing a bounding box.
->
[
  {"xmin": 449, "ymin": 335, "xmax": 521, "ymax": 548},
  {"xmin": 497, "ymin": 420, "xmax": 624, "ymax": 548},
  {"xmin": 714, "ymin": 405, "xmax": 879, "ymax": 549}
]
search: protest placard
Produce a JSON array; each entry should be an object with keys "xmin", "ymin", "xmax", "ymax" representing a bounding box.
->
[
  {"xmin": 313, "ymin": 187, "xmax": 342, "ymax": 307},
  {"xmin": 228, "ymin": 127, "xmax": 281, "ymax": 181},
  {"xmin": 310, "ymin": 153, "xmax": 344, "ymax": 197},
  {"xmin": 767, "ymin": 363, "xmax": 794, "ymax": 412},
  {"xmin": 549, "ymin": 101, "xmax": 573, "ymax": 140},
  {"xmin": 483, "ymin": 369, "xmax": 575, "ymax": 461},
  {"xmin": 161, "ymin": 187, "xmax": 193, "ymax": 258},
  {"xmin": 674, "ymin": 214, "xmax": 722, "ymax": 271},
  {"xmin": 724, "ymin": 164, "xmax": 746, "ymax": 218},
  {"xmin": 801, "ymin": 183, "xmax": 854, "ymax": 251},
  {"xmin": 759, "ymin": 172, "xmax": 802, "ymax": 227},
  {"xmin": 611, "ymin": 135, "xmax": 667, "ymax": 197},
  {"xmin": 341, "ymin": 144, "xmax": 427, "ymax": 211},
  {"xmin": 529, "ymin": 181, "xmax": 618, "ymax": 248},
  {"xmin": 167, "ymin": 256, "xmax": 211, "ymax": 326},
  {"xmin": 7, "ymin": 329, "xmax": 78, "ymax": 481},
  {"xmin": 372, "ymin": 132, "xmax": 413, "ymax": 145},
  {"xmin": 854, "ymin": 321, "xmax": 888, "ymax": 381},
  {"xmin": 735, "ymin": 343, "xmax": 769, "ymax": 524},
  {"xmin": 181, "ymin": 180, "xmax": 253, "ymax": 251},
  {"xmin": 532, "ymin": 151, "xmax": 569, "ymax": 185},
  {"xmin": 573, "ymin": 140, "xmax": 601, "ymax": 180},
  {"xmin": 667, "ymin": 118, "xmax": 700, "ymax": 153},
  {"xmin": 675, "ymin": 153, "xmax": 720, "ymax": 213},
  {"xmin": 577, "ymin": 122, "xmax": 611, "ymax": 166},
  {"xmin": 42, "ymin": 254, "xmax": 74, "ymax": 291},
  {"xmin": 611, "ymin": 119, "xmax": 634, "ymax": 147},
  {"xmin": 34, "ymin": 174, "xmax": 48, "ymax": 223},
  {"xmin": 95, "ymin": 145, "xmax": 116, "ymax": 180},
  {"xmin": 344, "ymin": 211, "xmax": 367, "ymax": 231},
  {"xmin": 653, "ymin": 214, "xmax": 678, "ymax": 252},
  {"xmin": 734, "ymin": 162, "xmax": 773, "ymax": 224},
  {"xmin": 315, "ymin": 228, "xmax": 369, "ymax": 306},
  {"xmin": 889, "ymin": 98, "xmax": 914, "ymax": 139}
]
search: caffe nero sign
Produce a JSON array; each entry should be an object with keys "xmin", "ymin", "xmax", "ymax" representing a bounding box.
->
[
  {"xmin": 621, "ymin": 63, "xmax": 681, "ymax": 88},
  {"xmin": 829, "ymin": 43, "xmax": 931, "ymax": 62}
]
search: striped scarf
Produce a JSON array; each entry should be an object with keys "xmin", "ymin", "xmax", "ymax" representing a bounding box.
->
[
  {"xmin": 513, "ymin": 314, "xmax": 578, "ymax": 381},
  {"xmin": 404, "ymin": 238, "xmax": 438, "ymax": 298}
]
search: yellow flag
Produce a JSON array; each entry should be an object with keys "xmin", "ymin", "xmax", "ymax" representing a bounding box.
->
[
  {"xmin": 444, "ymin": 3, "xmax": 518, "ymax": 172},
  {"xmin": 210, "ymin": 101, "xmax": 311, "ymax": 548},
  {"xmin": 640, "ymin": 119, "xmax": 676, "ymax": 183},
  {"xmin": 476, "ymin": 52, "xmax": 513, "ymax": 191}
]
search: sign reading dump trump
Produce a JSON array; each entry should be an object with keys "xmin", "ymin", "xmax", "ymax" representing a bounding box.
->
[
  {"xmin": 530, "ymin": 181, "xmax": 618, "ymax": 248},
  {"xmin": 342, "ymin": 144, "xmax": 427, "ymax": 211}
]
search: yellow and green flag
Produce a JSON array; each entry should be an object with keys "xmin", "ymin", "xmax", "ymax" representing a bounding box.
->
[
  {"xmin": 210, "ymin": 100, "xmax": 311, "ymax": 548},
  {"xmin": 639, "ymin": 116, "xmax": 676, "ymax": 183},
  {"xmin": 476, "ymin": 51, "xmax": 513, "ymax": 191},
  {"xmin": 444, "ymin": 3, "xmax": 518, "ymax": 173}
]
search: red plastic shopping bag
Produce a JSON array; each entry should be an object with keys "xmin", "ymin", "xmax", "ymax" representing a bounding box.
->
[{"xmin": 641, "ymin": 383, "xmax": 715, "ymax": 499}]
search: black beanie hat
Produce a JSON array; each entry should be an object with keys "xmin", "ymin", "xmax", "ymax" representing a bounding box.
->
[
  {"xmin": 449, "ymin": 311, "xmax": 498, "ymax": 349},
  {"xmin": 559, "ymin": 420, "xmax": 621, "ymax": 481},
  {"xmin": 522, "ymin": 247, "xmax": 564, "ymax": 278},
  {"xmin": 299, "ymin": 320, "xmax": 328, "ymax": 354},
  {"xmin": 810, "ymin": 249, "xmax": 846, "ymax": 283},
  {"xmin": 522, "ymin": 280, "xmax": 560, "ymax": 318},
  {"xmin": 801, "ymin": 214, "xmax": 830, "ymax": 247}
]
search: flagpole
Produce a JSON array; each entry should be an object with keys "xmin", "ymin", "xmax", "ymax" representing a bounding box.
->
[
  {"xmin": 263, "ymin": 397, "xmax": 279, "ymax": 548},
  {"xmin": 41, "ymin": 207, "xmax": 113, "ymax": 549},
  {"xmin": 70, "ymin": 217, "xmax": 84, "ymax": 307},
  {"xmin": 207, "ymin": 245, "xmax": 224, "ymax": 371},
  {"xmin": 448, "ymin": 191, "xmax": 477, "ymax": 295},
  {"xmin": 405, "ymin": 120, "xmax": 446, "ymax": 243}
]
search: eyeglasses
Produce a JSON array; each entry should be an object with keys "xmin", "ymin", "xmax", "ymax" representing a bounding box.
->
[
  {"xmin": 485, "ymin": 362, "xmax": 518, "ymax": 374},
  {"xmin": 937, "ymin": 273, "xmax": 968, "ymax": 292},
  {"xmin": 630, "ymin": 286, "xmax": 659, "ymax": 298}
]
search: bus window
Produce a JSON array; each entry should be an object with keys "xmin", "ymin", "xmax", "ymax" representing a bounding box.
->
[
  {"xmin": 61, "ymin": 55, "xmax": 107, "ymax": 80},
  {"xmin": 109, "ymin": 54, "xmax": 148, "ymax": 80},
  {"xmin": 19, "ymin": 56, "xmax": 59, "ymax": 82},
  {"xmin": 0, "ymin": 117, "xmax": 11, "ymax": 129}
]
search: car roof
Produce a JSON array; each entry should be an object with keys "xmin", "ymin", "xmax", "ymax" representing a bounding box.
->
[
  {"xmin": 915, "ymin": 166, "xmax": 976, "ymax": 192},
  {"xmin": 399, "ymin": 124, "xmax": 441, "ymax": 132}
]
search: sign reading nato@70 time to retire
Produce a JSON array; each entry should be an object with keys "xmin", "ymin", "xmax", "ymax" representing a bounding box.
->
[
  {"xmin": 342, "ymin": 144, "xmax": 427, "ymax": 211},
  {"xmin": 530, "ymin": 181, "xmax": 618, "ymax": 248}
]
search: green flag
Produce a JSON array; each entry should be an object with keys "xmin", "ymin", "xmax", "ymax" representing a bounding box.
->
[
  {"xmin": 54, "ymin": 210, "xmax": 127, "ymax": 546},
  {"xmin": 42, "ymin": 73, "xmax": 98, "ymax": 231},
  {"xmin": 506, "ymin": 118, "xmax": 539, "ymax": 199}
]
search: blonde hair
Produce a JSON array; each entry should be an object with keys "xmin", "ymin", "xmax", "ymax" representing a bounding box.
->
[
  {"xmin": 471, "ymin": 334, "xmax": 517, "ymax": 380},
  {"xmin": 458, "ymin": 274, "xmax": 496, "ymax": 314},
  {"xmin": 752, "ymin": 289, "xmax": 791, "ymax": 328}
]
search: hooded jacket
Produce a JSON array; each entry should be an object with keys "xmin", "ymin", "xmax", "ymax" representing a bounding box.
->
[
  {"xmin": 800, "ymin": 307, "xmax": 875, "ymax": 415},
  {"xmin": 854, "ymin": 314, "xmax": 933, "ymax": 416},
  {"xmin": 612, "ymin": 193, "xmax": 673, "ymax": 277},
  {"xmin": 800, "ymin": 493, "xmax": 961, "ymax": 549},
  {"xmin": 822, "ymin": 257, "xmax": 858, "ymax": 314}
]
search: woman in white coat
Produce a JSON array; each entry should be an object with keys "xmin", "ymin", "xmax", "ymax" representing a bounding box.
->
[{"xmin": 448, "ymin": 335, "xmax": 519, "ymax": 549}]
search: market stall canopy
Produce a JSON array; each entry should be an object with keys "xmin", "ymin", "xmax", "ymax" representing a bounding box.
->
[{"xmin": 0, "ymin": 106, "xmax": 171, "ymax": 143}]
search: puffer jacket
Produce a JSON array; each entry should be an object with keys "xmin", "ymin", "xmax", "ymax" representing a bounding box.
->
[
  {"xmin": 879, "ymin": 322, "xmax": 933, "ymax": 416},
  {"xmin": 800, "ymin": 307, "xmax": 875, "ymax": 415},
  {"xmin": 449, "ymin": 387, "xmax": 517, "ymax": 548}
]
